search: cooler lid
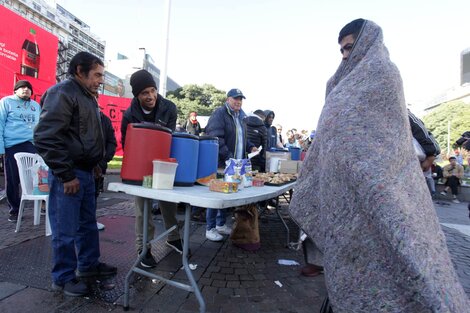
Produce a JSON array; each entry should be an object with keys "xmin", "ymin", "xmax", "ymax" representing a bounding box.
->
[
  {"xmin": 199, "ymin": 135, "xmax": 219, "ymax": 141},
  {"xmin": 130, "ymin": 122, "xmax": 172, "ymax": 134},
  {"xmin": 269, "ymin": 148, "xmax": 289, "ymax": 152},
  {"xmin": 172, "ymin": 132, "xmax": 199, "ymax": 140}
]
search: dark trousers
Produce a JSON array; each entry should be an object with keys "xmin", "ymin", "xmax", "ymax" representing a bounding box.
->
[
  {"xmin": 445, "ymin": 176, "xmax": 460, "ymax": 195},
  {"xmin": 4, "ymin": 141, "xmax": 37, "ymax": 214}
]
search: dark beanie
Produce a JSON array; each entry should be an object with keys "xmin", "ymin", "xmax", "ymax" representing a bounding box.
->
[
  {"xmin": 338, "ymin": 18, "xmax": 366, "ymax": 43},
  {"xmin": 14, "ymin": 80, "xmax": 33, "ymax": 94},
  {"xmin": 130, "ymin": 69, "xmax": 157, "ymax": 97}
]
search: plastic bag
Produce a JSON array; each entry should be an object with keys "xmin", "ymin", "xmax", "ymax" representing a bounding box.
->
[{"xmin": 33, "ymin": 161, "xmax": 49, "ymax": 195}]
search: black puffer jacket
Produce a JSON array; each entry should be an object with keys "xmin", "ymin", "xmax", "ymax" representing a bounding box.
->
[
  {"xmin": 35, "ymin": 78, "xmax": 104, "ymax": 183},
  {"xmin": 244, "ymin": 114, "xmax": 267, "ymax": 172},
  {"xmin": 121, "ymin": 94, "xmax": 177, "ymax": 148},
  {"xmin": 98, "ymin": 112, "xmax": 117, "ymax": 174},
  {"xmin": 205, "ymin": 103, "xmax": 255, "ymax": 167}
]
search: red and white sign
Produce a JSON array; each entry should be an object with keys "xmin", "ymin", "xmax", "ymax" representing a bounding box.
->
[{"xmin": 0, "ymin": 6, "xmax": 58, "ymax": 101}]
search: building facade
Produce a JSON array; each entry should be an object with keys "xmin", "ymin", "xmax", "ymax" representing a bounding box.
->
[{"xmin": 1, "ymin": 0, "xmax": 105, "ymax": 81}]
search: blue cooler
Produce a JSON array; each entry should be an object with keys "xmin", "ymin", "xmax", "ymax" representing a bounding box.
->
[
  {"xmin": 289, "ymin": 147, "xmax": 301, "ymax": 161},
  {"xmin": 170, "ymin": 133, "xmax": 199, "ymax": 186},
  {"xmin": 197, "ymin": 136, "xmax": 219, "ymax": 185}
]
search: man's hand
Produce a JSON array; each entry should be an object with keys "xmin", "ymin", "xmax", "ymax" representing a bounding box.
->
[
  {"xmin": 421, "ymin": 156, "xmax": 435, "ymax": 172},
  {"xmin": 93, "ymin": 166, "xmax": 103, "ymax": 179},
  {"xmin": 63, "ymin": 178, "xmax": 80, "ymax": 195},
  {"xmin": 250, "ymin": 147, "xmax": 259, "ymax": 153}
]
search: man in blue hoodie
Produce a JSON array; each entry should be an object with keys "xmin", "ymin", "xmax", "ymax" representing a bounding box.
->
[{"xmin": 0, "ymin": 80, "xmax": 40, "ymax": 222}]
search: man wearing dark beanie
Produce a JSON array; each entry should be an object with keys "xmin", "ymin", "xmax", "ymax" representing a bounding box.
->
[
  {"xmin": 121, "ymin": 69, "xmax": 183, "ymax": 267},
  {"xmin": 0, "ymin": 79, "xmax": 40, "ymax": 222}
]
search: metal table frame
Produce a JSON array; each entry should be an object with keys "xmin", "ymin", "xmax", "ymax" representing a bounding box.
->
[{"xmin": 108, "ymin": 182, "xmax": 295, "ymax": 313}]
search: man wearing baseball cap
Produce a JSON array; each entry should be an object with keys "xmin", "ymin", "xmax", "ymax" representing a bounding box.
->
[
  {"xmin": 204, "ymin": 88, "xmax": 257, "ymax": 241},
  {"xmin": 0, "ymin": 80, "xmax": 41, "ymax": 222}
]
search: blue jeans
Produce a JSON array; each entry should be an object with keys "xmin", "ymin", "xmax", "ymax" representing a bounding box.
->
[
  {"xmin": 49, "ymin": 169, "xmax": 100, "ymax": 285},
  {"xmin": 206, "ymin": 208, "xmax": 226, "ymax": 231}
]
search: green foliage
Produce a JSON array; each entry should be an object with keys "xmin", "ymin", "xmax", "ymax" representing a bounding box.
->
[
  {"xmin": 167, "ymin": 84, "xmax": 226, "ymax": 122},
  {"xmin": 422, "ymin": 101, "xmax": 470, "ymax": 153}
]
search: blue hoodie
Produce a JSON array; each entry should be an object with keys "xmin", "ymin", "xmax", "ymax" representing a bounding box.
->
[{"xmin": 0, "ymin": 94, "xmax": 41, "ymax": 153}]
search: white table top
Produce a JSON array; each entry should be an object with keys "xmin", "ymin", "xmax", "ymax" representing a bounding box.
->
[{"xmin": 108, "ymin": 182, "xmax": 295, "ymax": 209}]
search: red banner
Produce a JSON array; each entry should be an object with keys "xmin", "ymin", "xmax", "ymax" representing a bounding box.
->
[
  {"xmin": 98, "ymin": 95, "xmax": 131, "ymax": 156},
  {"xmin": 0, "ymin": 6, "xmax": 58, "ymax": 100}
]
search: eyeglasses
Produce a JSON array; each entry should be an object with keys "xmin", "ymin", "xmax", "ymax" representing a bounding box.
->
[{"xmin": 340, "ymin": 43, "xmax": 353, "ymax": 55}]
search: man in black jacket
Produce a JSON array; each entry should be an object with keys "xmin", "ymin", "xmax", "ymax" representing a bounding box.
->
[
  {"xmin": 34, "ymin": 52, "xmax": 117, "ymax": 297},
  {"xmin": 204, "ymin": 88, "xmax": 257, "ymax": 241},
  {"xmin": 95, "ymin": 110, "xmax": 117, "ymax": 230},
  {"xmin": 121, "ymin": 69, "xmax": 183, "ymax": 268},
  {"xmin": 244, "ymin": 109, "xmax": 267, "ymax": 172}
]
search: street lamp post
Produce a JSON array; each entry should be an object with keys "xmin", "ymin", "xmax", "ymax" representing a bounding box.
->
[{"xmin": 159, "ymin": 0, "xmax": 171, "ymax": 97}]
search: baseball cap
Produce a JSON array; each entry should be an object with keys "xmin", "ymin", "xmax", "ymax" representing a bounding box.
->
[{"xmin": 227, "ymin": 88, "xmax": 245, "ymax": 99}]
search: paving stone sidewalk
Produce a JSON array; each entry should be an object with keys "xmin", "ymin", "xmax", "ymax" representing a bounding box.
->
[{"xmin": 0, "ymin": 183, "xmax": 469, "ymax": 312}]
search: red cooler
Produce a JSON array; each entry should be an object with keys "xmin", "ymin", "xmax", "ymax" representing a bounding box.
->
[{"xmin": 121, "ymin": 123, "xmax": 172, "ymax": 185}]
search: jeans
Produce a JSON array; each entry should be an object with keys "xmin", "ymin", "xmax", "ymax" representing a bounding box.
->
[
  {"xmin": 4, "ymin": 141, "xmax": 37, "ymax": 214},
  {"xmin": 49, "ymin": 169, "xmax": 100, "ymax": 285},
  {"xmin": 206, "ymin": 208, "xmax": 226, "ymax": 231}
]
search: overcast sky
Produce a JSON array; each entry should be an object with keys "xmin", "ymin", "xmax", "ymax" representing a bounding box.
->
[{"xmin": 55, "ymin": 0, "xmax": 470, "ymax": 132}]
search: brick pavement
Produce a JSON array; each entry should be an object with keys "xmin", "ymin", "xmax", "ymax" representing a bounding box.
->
[{"xmin": 0, "ymin": 179, "xmax": 469, "ymax": 312}]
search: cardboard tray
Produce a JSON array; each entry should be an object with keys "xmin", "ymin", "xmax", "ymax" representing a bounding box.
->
[{"xmin": 264, "ymin": 178, "xmax": 296, "ymax": 187}]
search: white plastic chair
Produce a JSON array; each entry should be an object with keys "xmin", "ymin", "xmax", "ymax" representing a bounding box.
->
[{"xmin": 14, "ymin": 152, "xmax": 51, "ymax": 236}]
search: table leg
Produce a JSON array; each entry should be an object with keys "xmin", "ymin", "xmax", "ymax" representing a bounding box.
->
[
  {"xmin": 274, "ymin": 195, "xmax": 291, "ymax": 247},
  {"xmin": 182, "ymin": 203, "xmax": 206, "ymax": 313},
  {"xmin": 124, "ymin": 199, "xmax": 150, "ymax": 310}
]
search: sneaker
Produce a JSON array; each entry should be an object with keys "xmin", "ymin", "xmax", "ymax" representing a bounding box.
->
[
  {"xmin": 139, "ymin": 249, "xmax": 157, "ymax": 268},
  {"xmin": 206, "ymin": 228, "xmax": 223, "ymax": 241},
  {"xmin": 452, "ymin": 196, "xmax": 460, "ymax": 204},
  {"xmin": 96, "ymin": 222, "xmax": 105, "ymax": 231},
  {"xmin": 440, "ymin": 191, "xmax": 447, "ymax": 196},
  {"xmin": 52, "ymin": 278, "xmax": 88, "ymax": 297},
  {"xmin": 8, "ymin": 213, "xmax": 18, "ymax": 222},
  {"xmin": 166, "ymin": 239, "xmax": 183, "ymax": 254},
  {"xmin": 76, "ymin": 262, "xmax": 117, "ymax": 278},
  {"xmin": 216, "ymin": 224, "xmax": 232, "ymax": 235}
]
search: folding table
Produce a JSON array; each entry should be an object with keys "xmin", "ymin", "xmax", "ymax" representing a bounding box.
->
[{"xmin": 108, "ymin": 181, "xmax": 295, "ymax": 313}]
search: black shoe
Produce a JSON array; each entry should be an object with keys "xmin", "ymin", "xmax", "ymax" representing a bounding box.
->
[
  {"xmin": 76, "ymin": 262, "xmax": 117, "ymax": 278},
  {"xmin": 52, "ymin": 278, "xmax": 88, "ymax": 297},
  {"xmin": 140, "ymin": 249, "xmax": 157, "ymax": 268},
  {"xmin": 8, "ymin": 213, "xmax": 18, "ymax": 222}
]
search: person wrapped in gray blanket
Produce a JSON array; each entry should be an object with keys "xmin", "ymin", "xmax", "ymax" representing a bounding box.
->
[{"xmin": 289, "ymin": 18, "xmax": 469, "ymax": 312}]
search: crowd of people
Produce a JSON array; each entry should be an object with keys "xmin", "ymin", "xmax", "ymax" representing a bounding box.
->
[{"xmin": 1, "ymin": 17, "xmax": 469, "ymax": 312}]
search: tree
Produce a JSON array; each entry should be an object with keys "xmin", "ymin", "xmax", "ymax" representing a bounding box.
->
[
  {"xmin": 421, "ymin": 100, "xmax": 470, "ymax": 154},
  {"xmin": 166, "ymin": 84, "xmax": 226, "ymax": 123}
]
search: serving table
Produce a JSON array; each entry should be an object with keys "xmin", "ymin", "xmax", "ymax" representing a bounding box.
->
[{"xmin": 108, "ymin": 181, "xmax": 296, "ymax": 312}]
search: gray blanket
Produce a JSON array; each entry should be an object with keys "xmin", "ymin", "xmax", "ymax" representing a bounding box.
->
[{"xmin": 289, "ymin": 20, "xmax": 469, "ymax": 312}]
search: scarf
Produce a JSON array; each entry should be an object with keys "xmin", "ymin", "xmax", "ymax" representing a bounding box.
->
[{"xmin": 289, "ymin": 20, "xmax": 469, "ymax": 312}]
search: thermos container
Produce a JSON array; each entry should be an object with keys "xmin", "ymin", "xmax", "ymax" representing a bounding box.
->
[
  {"xmin": 121, "ymin": 123, "xmax": 172, "ymax": 185},
  {"xmin": 197, "ymin": 136, "xmax": 219, "ymax": 185},
  {"xmin": 170, "ymin": 132, "xmax": 199, "ymax": 186}
]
